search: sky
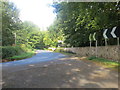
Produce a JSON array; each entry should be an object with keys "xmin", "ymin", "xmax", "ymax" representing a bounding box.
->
[{"xmin": 9, "ymin": 0, "xmax": 56, "ymax": 30}]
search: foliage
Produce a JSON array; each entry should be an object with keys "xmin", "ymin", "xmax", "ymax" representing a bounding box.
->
[
  {"xmin": 16, "ymin": 21, "xmax": 45, "ymax": 49},
  {"xmin": 2, "ymin": 46, "xmax": 24, "ymax": 59},
  {"xmin": 6, "ymin": 52, "xmax": 34, "ymax": 60},
  {"xmin": 2, "ymin": 0, "xmax": 46, "ymax": 49},
  {"xmin": 88, "ymin": 56, "xmax": 97, "ymax": 60},
  {"xmin": 54, "ymin": 48, "xmax": 76, "ymax": 54},
  {"xmin": 52, "ymin": 2, "xmax": 120, "ymax": 47},
  {"xmin": 44, "ymin": 20, "xmax": 65, "ymax": 47},
  {"xmin": 2, "ymin": 0, "xmax": 22, "ymax": 46},
  {"xmin": 2, "ymin": 44, "xmax": 34, "ymax": 59}
]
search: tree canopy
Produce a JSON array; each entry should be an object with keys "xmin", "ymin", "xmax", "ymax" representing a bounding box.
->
[
  {"xmin": 2, "ymin": 1, "xmax": 120, "ymax": 49},
  {"xmin": 52, "ymin": 2, "xmax": 120, "ymax": 47}
]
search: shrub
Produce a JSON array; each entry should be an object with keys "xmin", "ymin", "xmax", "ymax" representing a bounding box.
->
[
  {"xmin": 88, "ymin": 56, "xmax": 97, "ymax": 60},
  {"xmin": 54, "ymin": 48, "xmax": 76, "ymax": 54},
  {"xmin": 2, "ymin": 46, "xmax": 25, "ymax": 59}
]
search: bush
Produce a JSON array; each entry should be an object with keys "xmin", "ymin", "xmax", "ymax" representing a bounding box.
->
[
  {"xmin": 2, "ymin": 46, "xmax": 25, "ymax": 59},
  {"xmin": 6, "ymin": 52, "xmax": 34, "ymax": 60},
  {"xmin": 54, "ymin": 48, "xmax": 76, "ymax": 54},
  {"xmin": 88, "ymin": 56, "xmax": 97, "ymax": 60},
  {"xmin": 20, "ymin": 44, "xmax": 33, "ymax": 52}
]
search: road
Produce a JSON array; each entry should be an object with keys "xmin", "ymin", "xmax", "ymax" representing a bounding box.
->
[
  {"xmin": 2, "ymin": 50, "xmax": 66, "ymax": 72},
  {"xmin": 1, "ymin": 50, "xmax": 119, "ymax": 88}
]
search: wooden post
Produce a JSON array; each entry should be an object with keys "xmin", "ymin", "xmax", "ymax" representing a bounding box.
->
[
  {"xmin": 117, "ymin": 37, "xmax": 119, "ymax": 46},
  {"xmin": 95, "ymin": 40, "xmax": 97, "ymax": 57},
  {"xmin": 90, "ymin": 41, "xmax": 91, "ymax": 48},
  {"xmin": 90, "ymin": 41, "xmax": 92, "ymax": 56},
  {"xmin": 105, "ymin": 38, "xmax": 107, "ymax": 46}
]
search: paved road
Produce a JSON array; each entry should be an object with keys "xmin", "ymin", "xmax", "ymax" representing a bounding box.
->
[
  {"xmin": 2, "ymin": 50, "xmax": 66, "ymax": 72},
  {"xmin": 1, "ymin": 50, "xmax": 119, "ymax": 88}
]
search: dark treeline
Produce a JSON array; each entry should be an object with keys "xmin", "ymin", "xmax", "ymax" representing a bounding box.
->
[{"xmin": 51, "ymin": 2, "xmax": 120, "ymax": 47}]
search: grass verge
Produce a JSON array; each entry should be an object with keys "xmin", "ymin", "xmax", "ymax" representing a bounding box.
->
[
  {"xmin": 55, "ymin": 49, "xmax": 120, "ymax": 70},
  {"xmin": 53, "ymin": 48, "xmax": 76, "ymax": 56},
  {"xmin": 2, "ymin": 51, "xmax": 35, "ymax": 62},
  {"xmin": 87, "ymin": 56, "xmax": 120, "ymax": 70}
]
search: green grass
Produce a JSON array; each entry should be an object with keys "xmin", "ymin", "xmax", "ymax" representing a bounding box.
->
[
  {"xmin": 56, "ymin": 51, "xmax": 76, "ymax": 56},
  {"xmin": 54, "ymin": 48, "xmax": 76, "ymax": 56},
  {"xmin": 88, "ymin": 56, "xmax": 120, "ymax": 69},
  {"xmin": 6, "ymin": 51, "xmax": 35, "ymax": 60}
]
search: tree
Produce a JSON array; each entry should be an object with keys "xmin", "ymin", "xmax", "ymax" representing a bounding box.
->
[
  {"xmin": 2, "ymin": 0, "xmax": 21, "ymax": 46},
  {"xmin": 52, "ymin": 2, "xmax": 120, "ymax": 47},
  {"xmin": 43, "ymin": 19, "xmax": 64, "ymax": 47}
]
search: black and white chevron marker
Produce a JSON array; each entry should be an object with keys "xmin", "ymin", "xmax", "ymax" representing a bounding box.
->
[{"xmin": 103, "ymin": 26, "xmax": 120, "ymax": 39}]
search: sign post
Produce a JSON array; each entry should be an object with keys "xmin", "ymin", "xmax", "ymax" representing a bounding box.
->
[
  {"xmin": 117, "ymin": 37, "xmax": 119, "ymax": 46},
  {"xmin": 89, "ymin": 34, "xmax": 92, "ymax": 48},
  {"xmin": 89, "ymin": 34, "xmax": 93, "ymax": 56},
  {"xmin": 93, "ymin": 32, "xmax": 97, "ymax": 57},
  {"xmin": 103, "ymin": 29, "xmax": 108, "ymax": 46},
  {"xmin": 103, "ymin": 26, "xmax": 120, "ymax": 46}
]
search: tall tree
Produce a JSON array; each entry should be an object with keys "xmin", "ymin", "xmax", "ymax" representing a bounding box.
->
[
  {"xmin": 2, "ymin": 0, "xmax": 21, "ymax": 46},
  {"xmin": 52, "ymin": 2, "xmax": 120, "ymax": 47}
]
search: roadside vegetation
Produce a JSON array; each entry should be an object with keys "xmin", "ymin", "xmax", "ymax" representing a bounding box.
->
[
  {"xmin": 1, "ymin": 0, "xmax": 63, "ymax": 62},
  {"xmin": 53, "ymin": 48, "xmax": 76, "ymax": 56},
  {"xmin": 1, "ymin": 45, "xmax": 35, "ymax": 62},
  {"xmin": 88, "ymin": 56, "xmax": 120, "ymax": 70},
  {"xmin": 1, "ymin": 1, "xmax": 119, "ymax": 63},
  {"xmin": 52, "ymin": 2, "xmax": 119, "ymax": 47},
  {"xmin": 54, "ymin": 48, "xmax": 120, "ymax": 70}
]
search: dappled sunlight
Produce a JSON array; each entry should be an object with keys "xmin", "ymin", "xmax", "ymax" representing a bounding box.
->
[
  {"xmin": 71, "ymin": 68, "xmax": 81, "ymax": 72},
  {"xmin": 87, "ymin": 64, "xmax": 91, "ymax": 67},
  {"xmin": 28, "ymin": 64, "xmax": 35, "ymax": 67},
  {"xmin": 58, "ymin": 56, "xmax": 87, "ymax": 61},
  {"xmin": 66, "ymin": 72, "xmax": 71, "ymax": 75},
  {"xmin": 0, "ymin": 81, "xmax": 5, "ymax": 86},
  {"xmin": 89, "ymin": 72, "xmax": 108, "ymax": 79},
  {"xmin": 72, "ymin": 77, "xmax": 77, "ymax": 80},
  {"xmin": 68, "ymin": 80, "xmax": 73, "ymax": 83},
  {"xmin": 2, "ymin": 0, "xmax": 119, "ymax": 88},
  {"xmin": 2, "ymin": 55, "xmax": 118, "ymax": 88},
  {"xmin": 78, "ymin": 57, "xmax": 87, "ymax": 60},
  {"xmin": 43, "ymin": 65, "xmax": 48, "ymax": 68},
  {"xmin": 78, "ymin": 79, "xmax": 94, "ymax": 86},
  {"xmin": 69, "ymin": 57, "xmax": 80, "ymax": 60},
  {"xmin": 100, "ymin": 82, "xmax": 119, "ymax": 88},
  {"xmin": 88, "ymin": 69, "xmax": 113, "ymax": 79},
  {"xmin": 68, "ymin": 64, "xmax": 72, "ymax": 66}
]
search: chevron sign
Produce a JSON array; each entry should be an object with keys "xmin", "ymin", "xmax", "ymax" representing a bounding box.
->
[{"xmin": 103, "ymin": 26, "xmax": 120, "ymax": 39}]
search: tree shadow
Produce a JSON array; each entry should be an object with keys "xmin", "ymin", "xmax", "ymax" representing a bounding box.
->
[{"xmin": 2, "ymin": 57, "xmax": 119, "ymax": 88}]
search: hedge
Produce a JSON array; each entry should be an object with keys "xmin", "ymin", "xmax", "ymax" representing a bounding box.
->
[{"xmin": 1, "ymin": 46, "xmax": 25, "ymax": 59}]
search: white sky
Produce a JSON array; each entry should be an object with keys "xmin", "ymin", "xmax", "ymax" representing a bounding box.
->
[{"xmin": 9, "ymin": 0, "xmax": 56, "ymax": 30}]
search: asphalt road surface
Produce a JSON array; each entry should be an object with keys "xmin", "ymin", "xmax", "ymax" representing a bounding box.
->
[{"xmin": 1, "ymin": 50, "xmax": 119, "ymax": 88}]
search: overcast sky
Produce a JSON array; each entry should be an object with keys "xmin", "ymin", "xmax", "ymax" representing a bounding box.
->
[{"xmin": 9, "ymin": 0, "xmax": 56, "ymax": 30}]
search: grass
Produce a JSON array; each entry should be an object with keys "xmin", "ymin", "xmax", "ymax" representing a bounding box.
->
[
  {"xmin": 54, "ymin": 48, "xmax": 120, "ymax": 70},
  {"xmin": 3, "ymin": 51, "xmax": 35, "ymax": 62},
  {"xmin": 87, "ymin": 56, "xmax": 120, "ymax": 70},
  {"xmin": 57, "ymin": 51, "xmax": 76, "ymax": 56},
  {"xmin": 53, "ymin": 48, "xmax": 76, "ymax": 56}
]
